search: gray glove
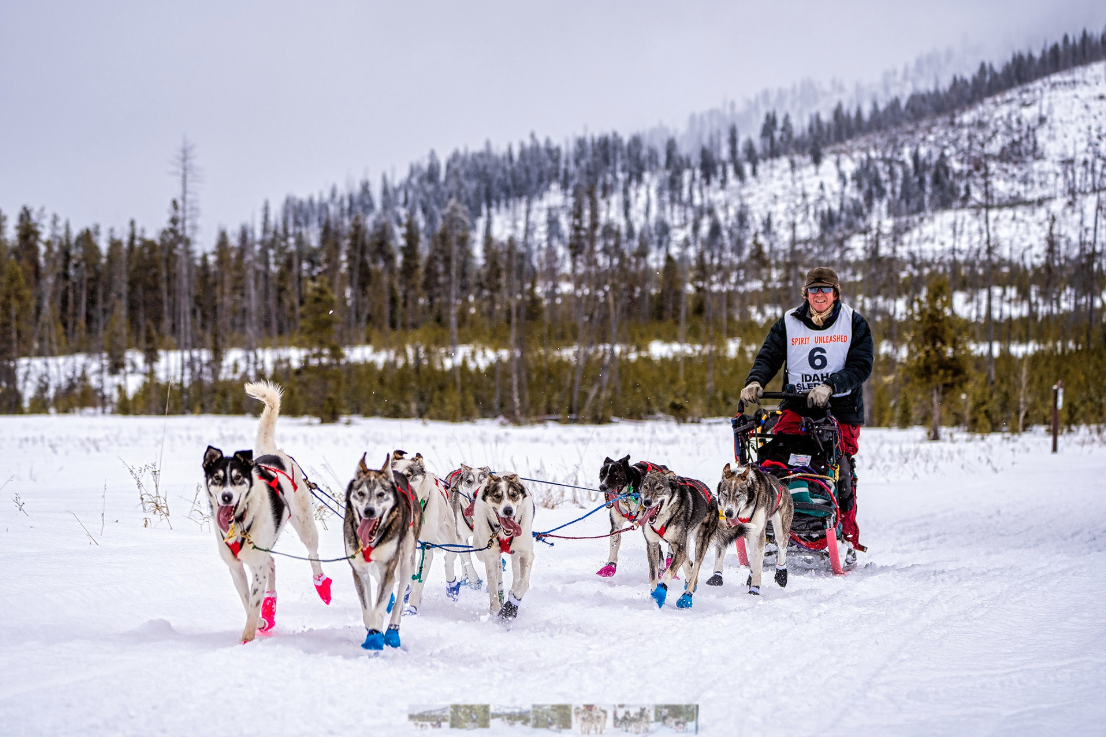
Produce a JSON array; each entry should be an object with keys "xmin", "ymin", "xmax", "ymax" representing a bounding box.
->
[
  {"xmin": 740, "ymin": 382, "xmax": 763, "ymax": 405},
  {"xmin": 807, "ymin": 383, "xmax": 833, "ymax": 408}
]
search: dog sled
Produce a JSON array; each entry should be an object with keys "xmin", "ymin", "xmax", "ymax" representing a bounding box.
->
[{"xmin": 731, "ymin": 390, "xmax": 853, "ymax": 574}]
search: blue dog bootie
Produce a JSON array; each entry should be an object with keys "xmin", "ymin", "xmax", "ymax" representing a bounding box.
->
[
  {"xmin": 650, "ymin": 582, "xmax": 668, "ymax": 608},
  {"xmin": 383, "ymin": 625, "xmax": 401, "ymax": 648},
  {"xmin": 446, "ymin": 579, "xmax": 462, "ymax": 601},
  {"xmin": 361, "ymin": 629, "xmax": 385, "ymax": 650},
  {"xmin": 676, "ymin": 592, "xmax": 694, "ymax": 609},
  {"xmin": 461, "ymin": 574, "xmax": 483, "ymax": 590}
]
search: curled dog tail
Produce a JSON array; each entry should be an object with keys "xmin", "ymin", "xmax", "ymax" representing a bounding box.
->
[{"xmin": 245, "ymin": 380, "xmax": 283, "ymax": 454}]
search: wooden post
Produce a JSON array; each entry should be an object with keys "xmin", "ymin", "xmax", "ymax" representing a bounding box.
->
[{"xmin": 1051, "ymin": 380, "xmax": 1063, "ymax": 454}]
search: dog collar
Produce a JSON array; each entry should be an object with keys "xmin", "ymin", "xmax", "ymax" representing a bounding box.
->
[{"xmin": 223, "ymin": 521, "xmax": 252, "ymax": 559}]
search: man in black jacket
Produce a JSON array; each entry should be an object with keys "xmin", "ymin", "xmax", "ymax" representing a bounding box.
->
[{"xmin": 740, "ymin": 266, "xmax": 873, "ymax": 550}]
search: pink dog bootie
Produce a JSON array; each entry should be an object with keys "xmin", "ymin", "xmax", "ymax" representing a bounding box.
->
[
  {"xmin": 596, "ymin": 562, "xmax": 617, "ymax": 578},
  {"xmin": 313, "ymin": 573, "xmax": 333, "ymax": 605},
  {"xmin": 259, "ymin": 591, "xmax": 277, "ymax": 633}
]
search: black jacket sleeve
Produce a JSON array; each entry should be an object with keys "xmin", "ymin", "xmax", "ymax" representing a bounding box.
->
[
  {"xmin": 827, "ymin": 311, "xmax": 874, "ymax": 394},
  {"xmin": 745, "ymin": 316, "xmax": 788, "ymax": 388}
]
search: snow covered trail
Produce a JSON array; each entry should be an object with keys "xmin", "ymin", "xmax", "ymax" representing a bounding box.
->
[{"xmin": 1, "ymin": 415, "xmax": 1104, "ymax": 735}]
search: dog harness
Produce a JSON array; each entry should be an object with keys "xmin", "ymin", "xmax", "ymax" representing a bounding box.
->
[
  {"xmin": 358, "ymin": 472, "xmax": 418, "ymax": 562},
  {"xmin": 733, "ymin": 481, "xmax": 784, "ymax": 525},
  {"xmin": 644, "ymin": 475, "xmax": 711, "ymax": 539},
  {"xmin": 257, "ymin": 464, "xmax": 298, "ymax": 494}
]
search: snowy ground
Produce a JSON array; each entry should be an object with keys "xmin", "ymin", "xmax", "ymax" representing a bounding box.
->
[{"xmin": 1, "ymin": 414, "xmax": 1105, "ymax": 735}]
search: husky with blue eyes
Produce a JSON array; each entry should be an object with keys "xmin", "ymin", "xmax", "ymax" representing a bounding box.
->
[{"xmin": 201, "ymin": 381, "xmax": 332, "ymax": 643}]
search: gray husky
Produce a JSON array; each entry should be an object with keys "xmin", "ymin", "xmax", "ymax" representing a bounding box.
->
[
  {"xmin": 201, "ymin": 381, "xmax": 331, "ymax": 643},
  {"xmin": 343, "ymin": 453, "xmax": 423, "ymax": 650},
  {"xmin": 444, "ymin": 464, "xmax": 492, "ymax": 596},
  {"xmin": 689, "ymin": 462, "xmax": 794, "ymax": 596},
  {"xmin": 637, "ymin": 469, "xmax": 716, "ymax": 609},
  {"xmin": 471, "ymin": 473, "xmax": 536, "ymax": 620}
]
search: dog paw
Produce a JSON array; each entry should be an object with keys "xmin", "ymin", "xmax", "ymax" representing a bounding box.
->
[
  {"xmin": 386, "ymin": 593, "xmax": 395, "ymax": 614},
  {"xmin": 313, "ymin": 574, "xmax": 332, "ymax": 605},
  {"xmin": 676, "ymin": 593, "xmax": 694, "ymax": 609},
  {"xmin": 498, "ymin": 600, "xmax": 519, "ymax": 620},
  {"xmin": 596, "ymin": 563, "xmax": 617, "ymax": 578},
  {"xmin": 748, "ymin": 585, "xmax": 761, "ymax": 596},
  {"xmin": 650, "ymin": 583, "xmax": 668, "ymax": 608},
  {"xmin": 775, "ymin": 568, "xmax": 788, "ymax": 587},
  {"xmin": 462, "ymin": 575, "xmax": 483, "ymax": 590},
  {"xmin": 706, "ymin": 573, "xmax": 723, "ymax": 586},
  {"xmin": 361, "ymin": 629, "xmax": 385, "ymax": 651},
  {"xmin": 384, "ymin": 626, "xmax": 401, "ymax": 648},
  {"xmin": 446, "ymin": 579, "xmax": 462, "ymax": 601},
  {"xmin": 259, "ymin": 593, "xmax": 277, "ymax": 633},
  {"xmin": 402, "ymin": 605, "xmax": 419, "ymax": 617}
]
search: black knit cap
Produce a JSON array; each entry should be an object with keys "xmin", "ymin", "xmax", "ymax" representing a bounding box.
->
[{"xmin": 803, "ymin": 266, "xmax": 840, "ymax": 292}]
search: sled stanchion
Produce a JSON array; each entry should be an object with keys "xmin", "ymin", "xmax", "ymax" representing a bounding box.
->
[
  {"xmin": 735, "ymin": 537, "xmax": 750, "ymax": 567},
  {"xmin": 825, "ymin": 524, "xmax": 844, "ymax": 575}
]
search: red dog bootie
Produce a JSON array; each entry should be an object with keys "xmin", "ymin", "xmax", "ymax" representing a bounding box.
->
[
  {"xmin": 313, "ymin": 573, "xmax": 333, "ymax": 605},
  {"xmin": 259, "ymin": 591, "xmax": 277, "ymax": 633}
]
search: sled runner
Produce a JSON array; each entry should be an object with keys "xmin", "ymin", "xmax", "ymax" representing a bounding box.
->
[{"xmin": 732, "ymin": 390, "xmax": 853, "ymax": 574}]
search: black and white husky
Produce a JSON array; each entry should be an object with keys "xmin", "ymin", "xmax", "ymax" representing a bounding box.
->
[
  {"xmin": 596, "ymin": 455, "xmax": 724, "ymax": 583},
  {"xmin": 637, "ymin": 468, "xmax": 717, "ymax": 609},
  {"xmin": 201, "ymin": 381, "xmax": 332, "ymax": 643},
  {"xmin": 689, "ymin": 462, "xmax": 794, "ymax": 596},
  {"xmin": 471, "ymin": 473, "xmax": 536, "ymax": 620},
  {"xmin": 343, "ymin": 453, "xmax": 423, "ymax": 650}
]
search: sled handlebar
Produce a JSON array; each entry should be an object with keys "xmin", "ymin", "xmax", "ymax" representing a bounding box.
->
[{"xmin": 736, "ymin": 391, "xmax": 833, "ymax": 416}]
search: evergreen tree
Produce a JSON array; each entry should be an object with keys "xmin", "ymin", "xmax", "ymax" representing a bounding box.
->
[{"xmin": 904, "ymin": 274, "xmax": 971, "ymax": 440}]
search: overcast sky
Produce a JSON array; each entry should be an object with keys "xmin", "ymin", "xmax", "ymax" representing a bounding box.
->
[{"xmin": 1, "ymin": 1, "xmax": 1102, "ymax": 245}]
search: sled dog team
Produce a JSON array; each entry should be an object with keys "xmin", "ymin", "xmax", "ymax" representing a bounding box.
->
[{"xmin": 202, "ymin": 382, "xmax": 793, "ymax": 649}]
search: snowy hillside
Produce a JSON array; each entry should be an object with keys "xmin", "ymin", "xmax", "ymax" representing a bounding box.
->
[
  {"xmin": 483, "ymin": 61, "xmax": 1106, "ymax": 302},
  {"xmin": 2, "ymin": 415, "xmax": 1104, "ymax": 734}
]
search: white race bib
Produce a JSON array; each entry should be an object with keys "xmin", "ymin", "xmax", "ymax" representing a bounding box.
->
[{"xmin": 784, "ymin": 303, "xmax": 853, "ymax": 396}]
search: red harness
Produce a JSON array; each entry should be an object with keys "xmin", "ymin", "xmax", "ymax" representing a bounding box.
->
[{"xmin": 257, "ymin": 464, "xmax": 298, "ymax": 494}]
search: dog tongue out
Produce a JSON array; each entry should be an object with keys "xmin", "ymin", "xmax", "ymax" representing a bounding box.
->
[
  {"xmin": 357, "ymin": 518, "xmax": 380, "ymax": 548},
  {"xmin": 217, "ymin": 505, "xmax": 235, "ymax": 534},
  {"xmin": 498, "ymin": 515, "xmax": 522, "ymax": 537}
]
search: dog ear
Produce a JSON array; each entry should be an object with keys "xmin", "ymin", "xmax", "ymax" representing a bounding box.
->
[
  {"xmin": 203, "ymin": 446, "xmax": 224, "ymax": 470},
  {"xmin": 380, "ymin": 454, "xmax": 392, "ymax": 473},
  {"xmin": 460, "ymin": 463, "xmax": 471, "ymax": 472},
  {"xmin": 414, "ymin": 452, "xmax": 423, "ymax": 460},
  {"xmin": 737, "ymin": 465, "xmax": 751, "ymax": 480},
  {"xmin": 357, "ymin": 453, "xmax": 369, "ymax": 476},
  {"xmin": 618, "ymin": 454, "xmax": 631, "ymax": 465},
  {"xmin": 722, "ymin": 462, "xmax": 733, "ymax": 479},
  {"xmin": 503, "ymin": 473, "xmax": 520, "ymax": 483},
  {"xmin": 233, "ymin": 449, "xmax": 253, "ymax": 466},
  {"xmin": 391, "ymin": 449, "xmax": 407, "ymax": 461},
  {"xmin": 603, "ymin": 456, "xmax": 613, "ymax": 465}
]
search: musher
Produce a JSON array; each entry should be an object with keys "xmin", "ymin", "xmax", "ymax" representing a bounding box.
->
[{"xmin": 740, "ymin": 266, "xmax": 873, "ymax": 549}]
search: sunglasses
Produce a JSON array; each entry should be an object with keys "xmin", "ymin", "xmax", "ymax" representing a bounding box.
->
[{"xmin": 808, "ymin": 286, "xmax": 835, "ymax": 294}]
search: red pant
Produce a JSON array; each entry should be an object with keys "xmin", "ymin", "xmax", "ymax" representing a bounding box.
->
[{"xmin": 772, "ymin": 410, "xmax": 859, "ymax": 455}]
